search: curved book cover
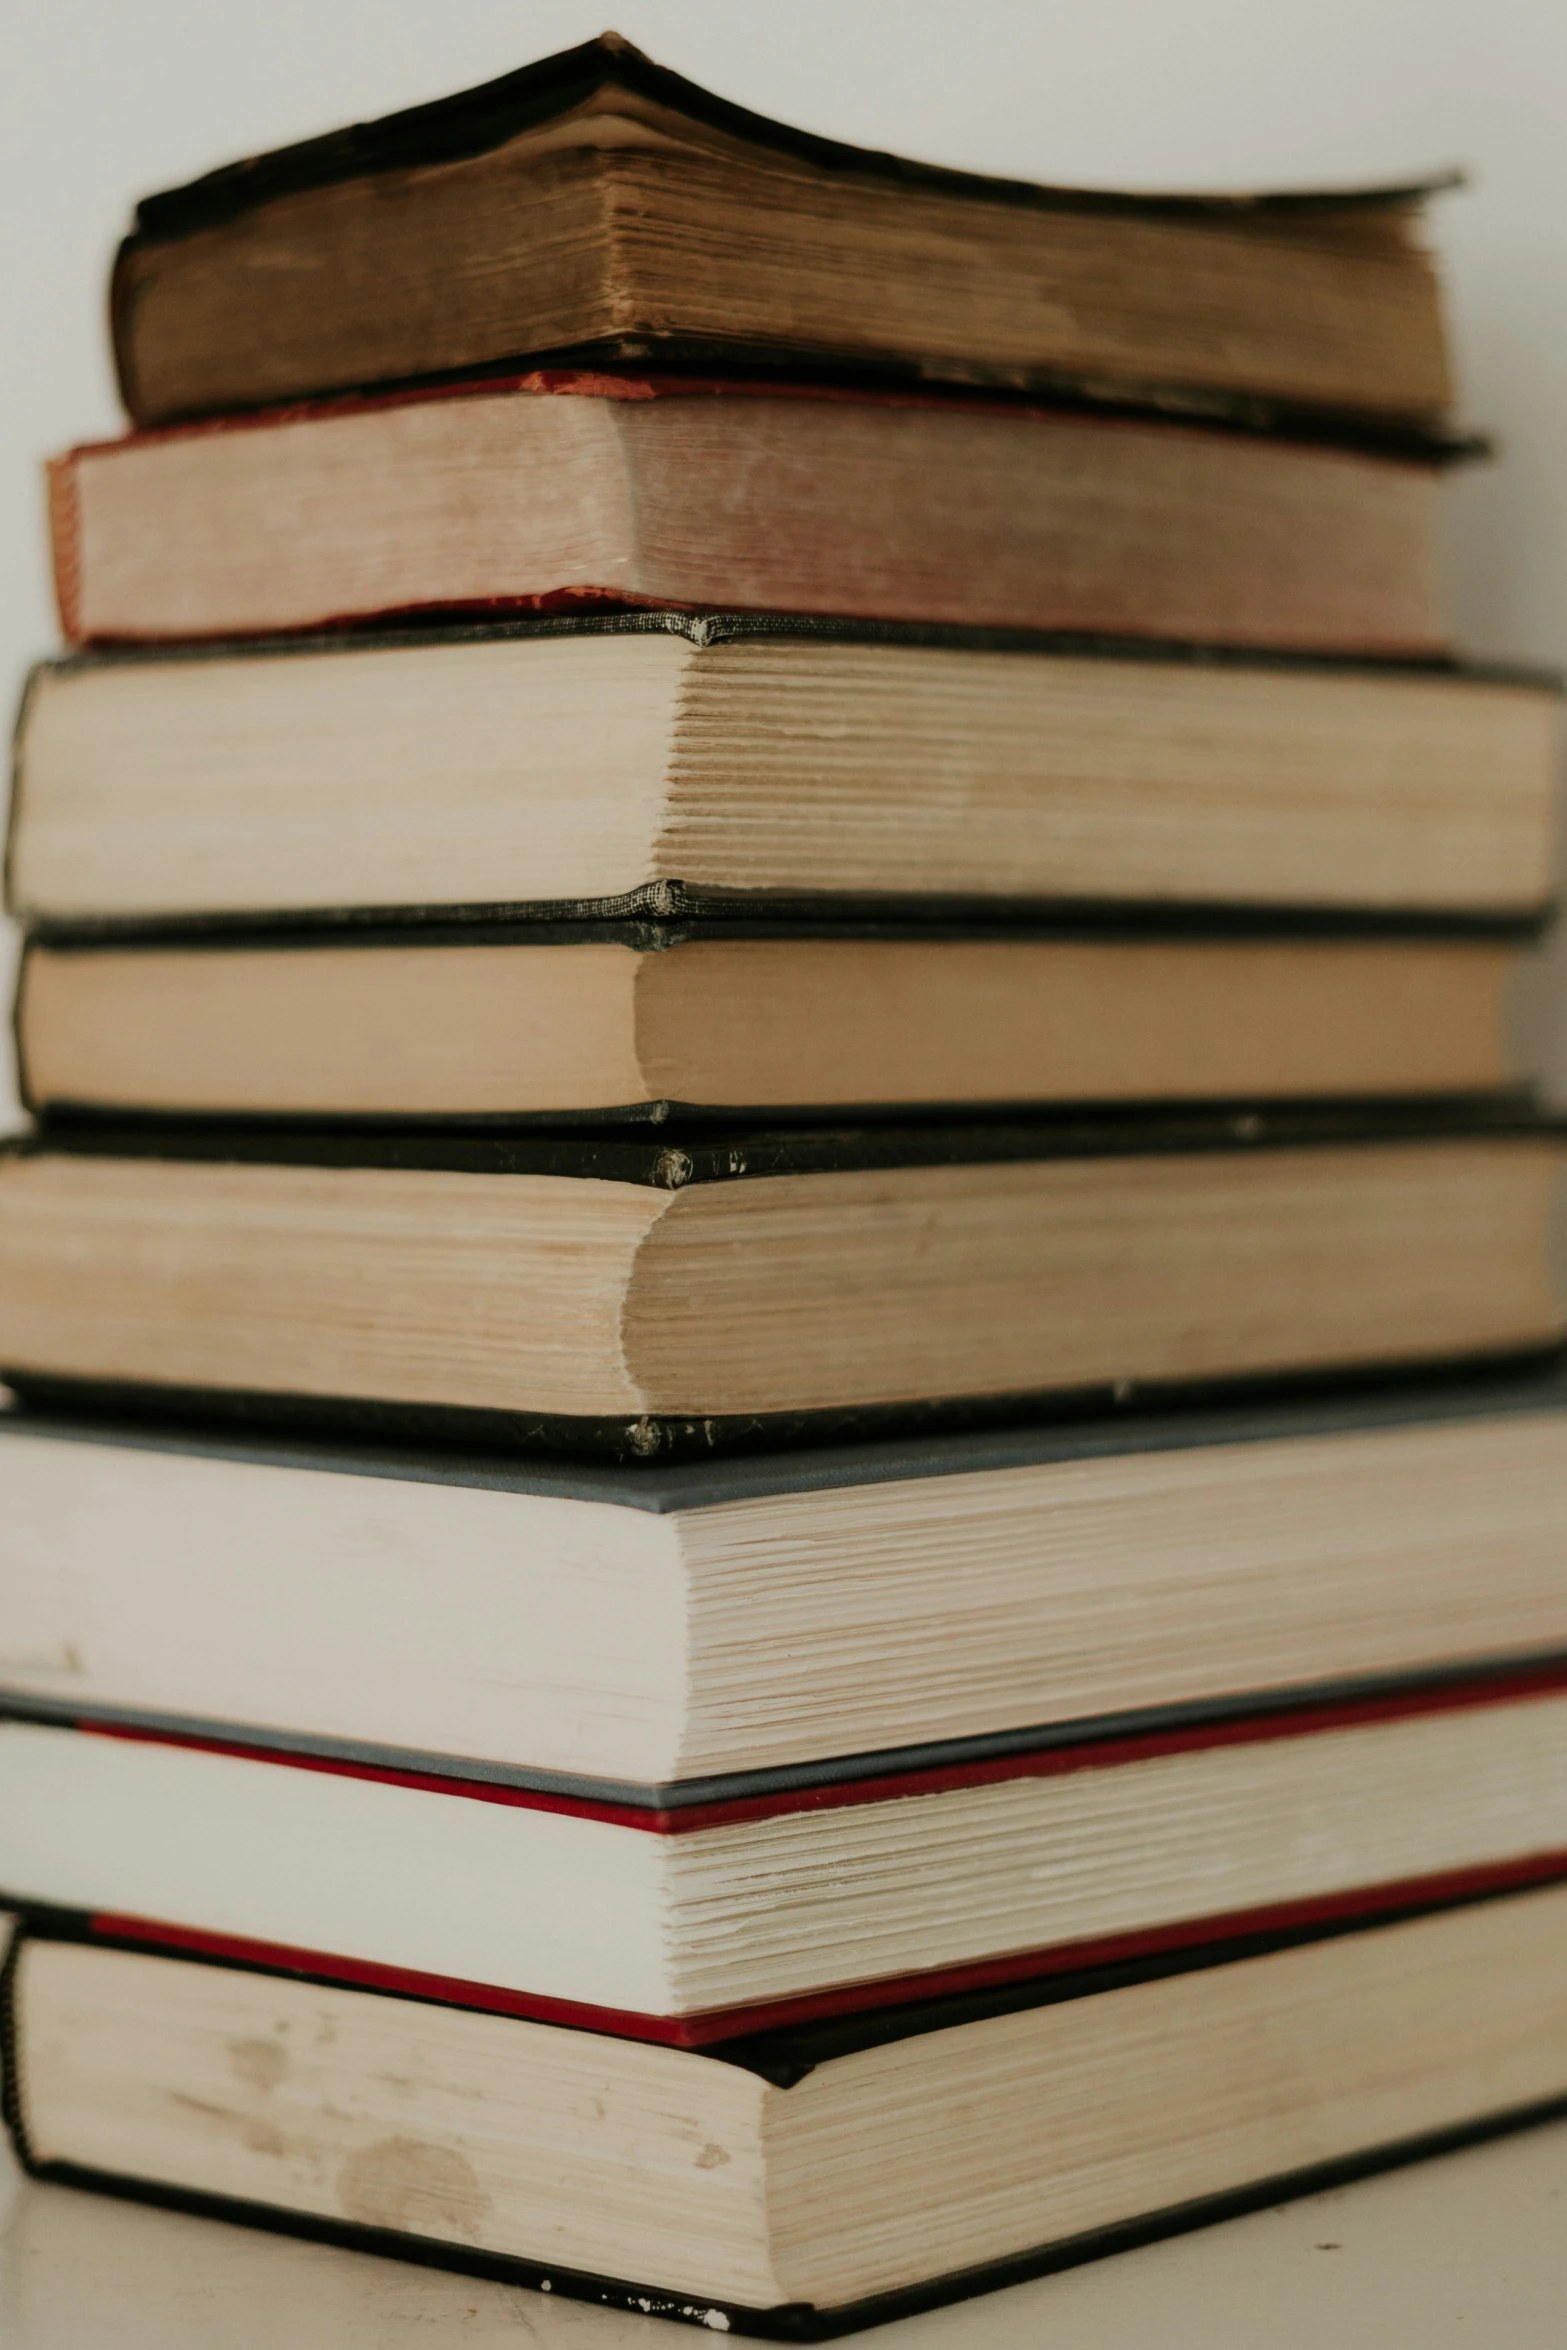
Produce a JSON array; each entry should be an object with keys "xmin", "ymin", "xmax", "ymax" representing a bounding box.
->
[
  {"xmin": 126, "ymin": 33, "xmax": 1456, "ymax": 244},
  {"xmin": 2, "ymin": 1101, "xmax": 1562, "ymax": 1462},
  {"xmin": 109, "ymin": 33, "xmax": 1469, "ymax": 453}
]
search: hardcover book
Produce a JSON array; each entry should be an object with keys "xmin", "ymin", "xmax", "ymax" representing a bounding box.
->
[
  {"xmin": 8, "ymin": 1887, "xmax": 1567, "ymax": 2332},
  {"xmin": 5, "ymin": 1374, "xmax": 1567, "ymax": 1789},
  {"xmin": 14, "ymin": 919, "xmax": 1539, "ymax": 1124},
  {"xmin": 6, "ymin": 1666, "xmax": 1567, "ymax": 2039},
  {"xmin": 14, "ymin": 621, "xmax": 1557, "ymax": 928},
  {"xmin": 0, "ymin": 1109, "xmax": 1560, "ymax": 1456},
  {"xmin": 47, "ymin": 373, "xmax": 1452, "ymax": 652},
  {"xmin": 109, "ymin": 32, "xmax": 1458, "ymax": 436}
]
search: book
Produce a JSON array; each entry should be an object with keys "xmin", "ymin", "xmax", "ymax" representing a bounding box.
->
[
  {"xmin": 0, "ymin": 1111, "xmax": 1559, "ymax": 1456},
  {"xmin": 109, "ymin": 32, "xmax": 1458, "ymax": 440},
  {"xmin": 14, "ymin": 623, "xmax": 1557, "ymax": 928},
  {"xmin": 9, "ymin": 1892, "xmax": 1567, "ymax": 2333},
  {"xmin": 5, "ymin": 1371, "xmax": 1567, "ymax": 1789},
  {"xmin": 47, "ymin": 374, "xmax": 1452, "ymax": 653},
  {"xmin": 6, "ymin": 1669, "xmax": 1567, "ymax": 2040},
  {"xmin": 14, "ymin": 921, "xmax": 1539, "ymax": 1124}
]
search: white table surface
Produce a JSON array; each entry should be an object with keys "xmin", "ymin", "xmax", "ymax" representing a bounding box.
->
[{"xmin": 2, "ymin": 2117, "xmax": 1565, "ymax": 2348}]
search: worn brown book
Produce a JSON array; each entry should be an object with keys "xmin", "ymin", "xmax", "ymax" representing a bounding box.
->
[
  {"xmin": 47, "ymin": 375, "xmax": 1451, "ymax": 653},
  {"xmin": 0, "ymin": 1111, "xmax": 1559, "ymax": 1457},
  {"xmin": 109, "ymin": 32, "xmax": 1457, "ymax": 438},
  {"xmin": 14, "ymin": 624, "xmax": 1558, "ymax": 927}
]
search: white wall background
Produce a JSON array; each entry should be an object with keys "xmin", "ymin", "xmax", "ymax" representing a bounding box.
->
[{"xmin": 2, "ymin": 0, "xmax": 1565, "ymax": 1100}]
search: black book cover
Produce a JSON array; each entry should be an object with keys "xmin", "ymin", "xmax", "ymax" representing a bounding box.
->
[
  {"xmin": 7, "ymin": 1343, "xmax": 1566, "ymax": 1512},
  {"xmin": 126, "ymin": 34, "xmax": 1451, "ymax": 247},
  {"xmin": 18, "ymin": 903, "xmax": 1549, "ymax": 956},
  {"xmin": 39, "ymin": 605, "xmax": 1561, "ymax": 679},
  {"xmin": 19, "ymin": 1094, "xmax": 1555, "ymax": 1181}
]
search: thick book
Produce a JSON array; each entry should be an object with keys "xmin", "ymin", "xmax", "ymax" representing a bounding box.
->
[
  {"xmin": 9, "ymin": 1890, "xmax": 1567, "ymax": 2333},
  {"xmin": 6, "ymin": 1667, "xmax": 1567, "ymax": 2040},
  {"xmin": 0, "ymin": 1110, "xmax": 1560, "ymax": 1457},
  {"xmin": 48, "ymin": 373, "xmax": 1452, "ymax": 653},
  {"xmin": 5, "ymin": 1371, "xmax": 1567, "ymax": 1790},
  {"xmin": 13, "ymin": 919, "xmax": 1540, "ymax": 1124},
  {"xmin": 14, "ymin": 622, "xmax": 1558, "ymax": 929},
  {"xmin": 110, "ymin": 33, "xmax": 1459, "ymax": 438}
]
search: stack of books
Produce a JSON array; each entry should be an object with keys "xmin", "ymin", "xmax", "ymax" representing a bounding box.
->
[{"xmin": 4, "ymin": 35, "xmax": 1567, "ymax": 2337}]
